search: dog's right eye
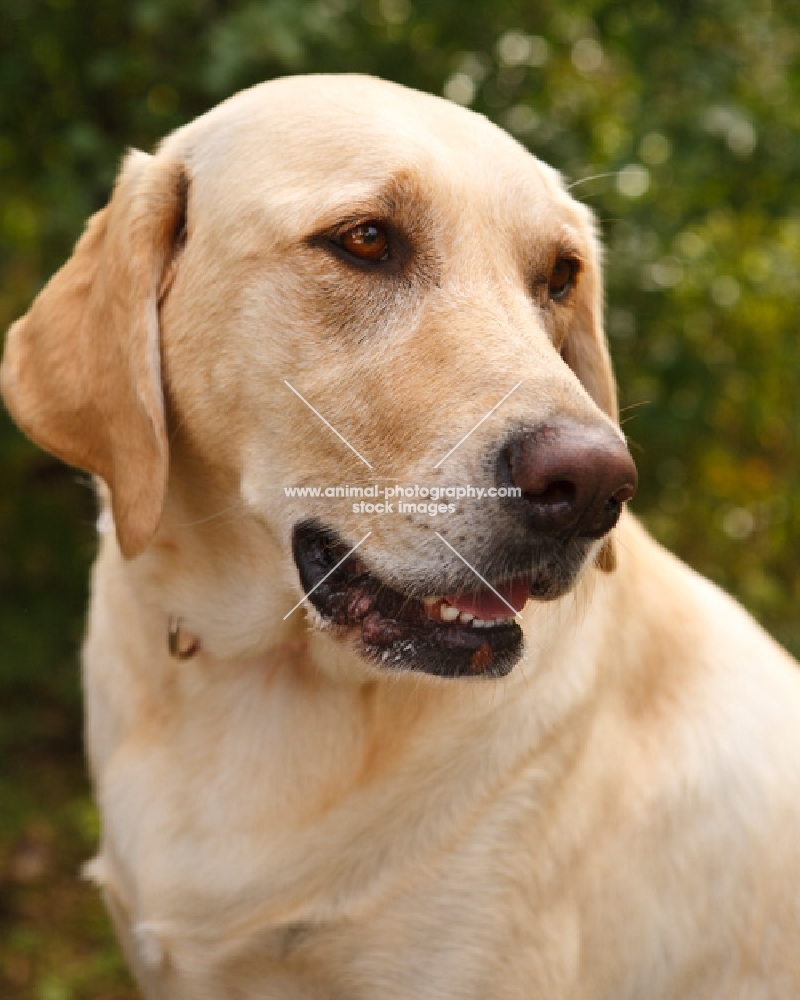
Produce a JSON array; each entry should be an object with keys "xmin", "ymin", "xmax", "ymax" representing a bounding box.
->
[{"xmin": 336, "ymin": 222, "xmax": 390, "ymax": 263}]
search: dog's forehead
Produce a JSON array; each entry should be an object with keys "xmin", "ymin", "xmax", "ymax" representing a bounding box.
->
[{"xmin": 167, "ymin": 75, "xmax": 583, "ymax": 236}]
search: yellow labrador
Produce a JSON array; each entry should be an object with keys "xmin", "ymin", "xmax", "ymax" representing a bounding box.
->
[{"xmin": 3, "ymin": 75, "xmax": 800, "ymax": 999}]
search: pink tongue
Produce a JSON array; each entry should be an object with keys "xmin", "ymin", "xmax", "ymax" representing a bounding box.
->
[{"xmin": 444, "ymin": 578, "xmax": 530, "ymax": 618}]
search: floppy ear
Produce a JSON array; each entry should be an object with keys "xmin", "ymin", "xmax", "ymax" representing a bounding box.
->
[
  {"xmin": 559, "ymin": 223, "xmax": 621, "ymax": 572},
  {"xmin": 559, "ymin": 240, "xmax": 618, "ymax": 423},
  {"xmin": 0, "ymin": 150, "xmax": 187, "ymax": 558}
]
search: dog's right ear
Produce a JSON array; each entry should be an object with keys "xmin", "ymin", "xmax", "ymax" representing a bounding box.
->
[{"xmin": 0, "ymin": 150, "xmax": 188, "ymax": 558}]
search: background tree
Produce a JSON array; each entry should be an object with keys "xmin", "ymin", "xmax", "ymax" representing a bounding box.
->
[{"xmin": 1, "ymin": 0, "xmax": 798, "ymax": 995}]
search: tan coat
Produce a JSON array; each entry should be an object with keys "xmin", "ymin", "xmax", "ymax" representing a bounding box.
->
[{"xmin": 3, "ymin": 75, "xmax": 800, "ymax": 999}]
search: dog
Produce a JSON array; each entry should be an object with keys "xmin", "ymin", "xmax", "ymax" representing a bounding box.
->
[{"xmin": 3, "ymin": 74, "xmax": 800, "ymax": 999}]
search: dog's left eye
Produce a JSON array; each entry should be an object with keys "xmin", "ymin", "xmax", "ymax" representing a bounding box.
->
[
  {"xmin": 548, "ymin": 256, "xmax": 580, "ymax": 300},
  {"xmin": 338, "ymin": 222, "xmax": 390, "ymax": 262}
]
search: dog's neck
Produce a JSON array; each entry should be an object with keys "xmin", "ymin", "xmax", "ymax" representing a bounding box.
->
[
  {"xmin": 87, "ymin": 482, "xmax": 623, "ymax": 945},
  {"xmin": 94, "ymin": 460, "xmax": 615, "ymax": 762}
]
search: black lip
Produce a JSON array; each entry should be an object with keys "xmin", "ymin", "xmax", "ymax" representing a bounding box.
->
[{"xmin": 291, "ymin": 520, "xmax": 525, "ymax": 679}]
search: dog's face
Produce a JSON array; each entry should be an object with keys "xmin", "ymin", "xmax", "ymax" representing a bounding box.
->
[{"xmin": 0, "ymin": 75, "xmax": 635, "ymax": 680}]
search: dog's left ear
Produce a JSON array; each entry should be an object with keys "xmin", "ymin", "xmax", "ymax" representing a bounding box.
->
[
  {"xmin": 559, "ymin": 229, "xmax": 618, "ymax": 423},
  {"xmin": 559, "ymin": 220, "xmax": 621, "ymax": 572},
  {"xmin": 0, "ymin": 150, "xmax": 187, "ymax": 558}
]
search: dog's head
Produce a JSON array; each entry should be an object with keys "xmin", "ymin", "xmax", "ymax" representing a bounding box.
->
[{"xmin": 0, "ymin": 75, "xmax": 635, "ymax": 680}]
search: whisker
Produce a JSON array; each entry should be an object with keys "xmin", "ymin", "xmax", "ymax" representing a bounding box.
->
[
  {"xmin": 567, "ymin": 171, "xmax": 621, "ymax": 192},
  {"xmin": 619, "ymin": 400, "xmax": 652, "ymax": 415},
  {"xmin": 623, "ymin": 435, "xmax": 645, "ymax": 455}
]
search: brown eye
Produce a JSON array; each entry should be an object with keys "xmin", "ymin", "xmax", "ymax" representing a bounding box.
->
[
  {"xmin": 548, "ymin": 256, "xmax": 579, "ymax": 300},
  {"xmin": 339, "ymin": 222, "xmax": 390, "ymax": 262}
]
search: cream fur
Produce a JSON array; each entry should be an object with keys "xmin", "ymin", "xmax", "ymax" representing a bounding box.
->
[{"xmin": 3, "ymin": 75, "xmax": 800, "ymax": 999}]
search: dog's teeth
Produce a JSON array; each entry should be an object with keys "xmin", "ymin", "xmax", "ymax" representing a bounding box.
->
[
  {"xmin": 474, "ymin": 617, "xmax": 507, "ymax": 628},
  {"xmin": 440, "ymin": 605, "xmax": 459, "ymax": 622},
  {"xmin": 459, "ymin": 611, "xmax": 474, "ymax": 624},
  {"xmin": 422, "ymin": 596, "xmax": 441, "ymax": 607}
]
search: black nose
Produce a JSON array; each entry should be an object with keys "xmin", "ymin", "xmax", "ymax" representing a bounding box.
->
[{"xmin": 498, "ymin": 422, "xmax": 637, "ymax": 537}]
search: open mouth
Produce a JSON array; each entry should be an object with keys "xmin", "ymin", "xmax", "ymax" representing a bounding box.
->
[{"xmin": 292, "ymin": 521, "xmax": 529, "ymax": 678}]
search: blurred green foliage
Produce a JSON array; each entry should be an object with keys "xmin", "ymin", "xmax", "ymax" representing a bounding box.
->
[{"xmin": 1, "ymin": 0, "xmax": 798, "ymax": 995}]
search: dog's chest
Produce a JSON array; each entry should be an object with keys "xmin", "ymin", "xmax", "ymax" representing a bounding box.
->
[
  {"xmin": 92, "ymin": 713, "xmax": 583, "ymax": 998},
  {"xmin": 100, "ymin": 831, "xmax": 581, "ymax": 1000}
]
